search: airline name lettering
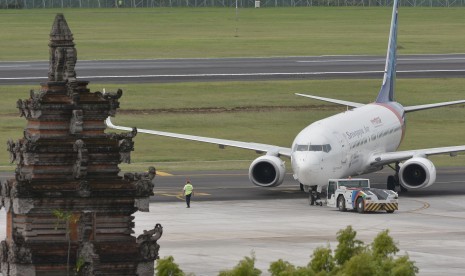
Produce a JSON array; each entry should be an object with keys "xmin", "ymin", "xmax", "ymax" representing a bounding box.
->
[
  {"xmin": 370, "ymin": 116, "xmax": 382, "ymax": 125},
  {"xmin": 346, "ymin": 126, "xmax": 370, "ymax": 140}
]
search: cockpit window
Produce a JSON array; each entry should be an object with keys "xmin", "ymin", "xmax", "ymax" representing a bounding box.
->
[
  {"xmin": 295, "ymin": 144, "xmax": 332, "ymax": 153},
  {"xmin": 296, "ymin": 145, "xmax": 309, "ymax": 151},
  {"xmin": 323, "ymin": 144, "xmax": 332, "ymax": 153}
]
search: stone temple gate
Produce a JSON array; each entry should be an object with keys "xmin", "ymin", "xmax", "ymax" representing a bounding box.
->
[{"xmin": 0, "ymin": 14, "xmax": 161, "ymax": 275}]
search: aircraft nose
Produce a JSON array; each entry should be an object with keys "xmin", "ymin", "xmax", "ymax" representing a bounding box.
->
[{"xmin": 292, "ymin": 152, "xmax": 321, "ymax": 185}]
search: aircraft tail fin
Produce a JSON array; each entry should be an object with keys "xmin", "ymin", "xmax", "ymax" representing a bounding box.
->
[{"xmin": 375, "ymin": 0, "xmax": 400, "ymax": 103}]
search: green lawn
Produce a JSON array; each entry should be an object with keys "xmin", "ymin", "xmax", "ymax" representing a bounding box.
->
[
  {"xmin": 1, "ymin": 7, "xmax": 464, "ymax": 171},
  {"xmin": 1, "ymin": 78, "xmax": 464, "ymax": 171},
  {"xmin": 1, "ymin": 7, "xmax": 465, "ymax": 61}
]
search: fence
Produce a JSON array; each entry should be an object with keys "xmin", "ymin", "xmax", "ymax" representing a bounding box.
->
[{"xmin": 1, "ymin": 0, "xmax": 464, "ymax": 8}]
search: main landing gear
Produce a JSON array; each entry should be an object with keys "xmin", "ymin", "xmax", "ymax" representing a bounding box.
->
[{"xmin": 386, "ymin": 162, "xmax": 408, "ymax": 192}]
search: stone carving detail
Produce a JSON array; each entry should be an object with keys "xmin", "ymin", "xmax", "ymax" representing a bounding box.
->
[
  {"xmin": 70, "ymin": 109, "xmax": 84, "ymax": 134},
  {"xmin": 78, "ymin": 212, "xmax": 94, "ymax": 242},
  {"xmin": 9, "ymin": 229, "xmax": 33, "ymax": 264},
  {"xmin": 73, "ymin": 139, "xmax": 88, "ymax": 179},
  {"xmin": 136, "ymin": 224, "xmax": 163, "ymax": 261},
  {"xmin": 108, "ymin": 128, "xmax": 137, "ymax": 164},
  {"xmin": 48, "ymin": 14, "xmax": 76, "ymax": 82},
  {"xmin": 15, "ymin": 167, "xmax": 31, "ymax": 183},
  {"xmin": 124, "ymin": 167, "xmax": 156, "ymax": 197},
  {"xmin": 16, "ymin": 90, "xmax": 45, "ymax": 119},
  {"xmin": 0, "ymin": 181, "xmax": 11, "ymax": 211},
  {"xmin": 118, "ymin": 139, "xmax": 134, "ymax": 164},
  {"xmin": 7, "ymin": 136, "xmax": 39, "ymax": 166},
  {"xmin": 7, "ymin": 139, "xmax": 20, "ymax": 164},
  {"xmin": 77, "ymin": 180, "xmax": 91, "ymax": 197},
  {"xmin": 77, "ymin": 242, "xmax": 100, "ymax": 276},
  {"xmin": 0, "ymin": 240, "xmax": 8, "ymax": 262},
  {"xmin": 108, "ymin": 127, "xmax": 137, "ymax": 141},
  {"xmin": 0, "ymin": 181, "xmax": 4, "ymax": 210},
  {"xmin": 103, "ymin": 89, "xmax": 122, "ymax": 117}
]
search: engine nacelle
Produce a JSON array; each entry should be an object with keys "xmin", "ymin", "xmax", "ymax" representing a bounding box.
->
[
  {"xmin": 399, "ymin": 157, "xmax": 436, "ymax": 190},
  {"xmin": 249, "ymin": 155, "xmax": 286, "ymax": 187}
]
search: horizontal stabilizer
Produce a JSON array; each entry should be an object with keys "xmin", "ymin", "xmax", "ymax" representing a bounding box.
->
[
  {"xmin": 295, "ymin": 93, "xmax": 363, "ymax": 108},
  {"xmin": 404, "ymin": 99, "xmax": 465, "ymax": 112}
]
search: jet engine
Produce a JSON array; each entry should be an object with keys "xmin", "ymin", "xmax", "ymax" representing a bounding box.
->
[
  {"xmin": 399, "ymin": 157, "xmax": 436, "ymax": 189},
  {"xmin": 249, "ymin": 155, "xmax": 286, "ymax": 187}
]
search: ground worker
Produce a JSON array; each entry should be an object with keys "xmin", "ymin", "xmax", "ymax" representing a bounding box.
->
[{"xmin": 183, "ymin": 180, "xmax": 194, "ymax": 208}]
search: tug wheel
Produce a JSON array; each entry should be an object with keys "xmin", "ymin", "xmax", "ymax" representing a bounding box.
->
[{"xmin": 338, "ymin": 196, "xmax": 346, "ymax": 212}]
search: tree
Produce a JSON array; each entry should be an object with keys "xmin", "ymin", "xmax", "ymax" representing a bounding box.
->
[
  {"xmin": 340, "ymin": 252, "xmax": 377, "ymax": 276},
  {"xmin": 309, "ymin": 246, "xmax": 335, "ymax": 273},
  {"xmin": 155, "ymin": 256, "xmax": 185, "ymax": 276},
  {"xmin": 268, "ymin": 259, "xmax": 316, "ymax": 276},
  {"xmin": 371, "ymin": 229, "xmax": 399, "ymax": 259},
  {"xmin": 152, "ymin": 227, "xmax": 418, "ymax": 276},
  {"xmin": 268, "ymin": 259, "xmax": 296, "ymax": 276},
  {"xmin": 333, "ymin": 226, "xmax": 365, "ymax": 266},
  {"xmin": 218, "ymin": 252, "xmax": 261, "ymax": 276}
]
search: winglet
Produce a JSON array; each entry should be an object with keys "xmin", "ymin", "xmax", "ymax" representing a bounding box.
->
[{"xmin": 375, "ymin": 0, "xmax": 400, "ymax": 103}]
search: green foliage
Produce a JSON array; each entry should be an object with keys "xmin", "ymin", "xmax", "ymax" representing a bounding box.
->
[
  {"xmin": 333, "ymin": 226, "xmax": 365, "ymax": 266},
  {"xmin": 390, "ymin": 255, "xmax": 419, "ymax": 276},
  {"xmin": 218, "ymin": 253, "xmax": 261, "ymax": 276},
  {"xmin": 268, "ymin": 258, "xmax": 316, "ymax": 276},
  {"xmin": 155, "ymin": 256, "xmax": 185, "ymax": 276},
  {"xmin": 341, "ymin": 252, "xmax": 378, "ymax": 276},
  {"xmin": 309, "ymin": 246, "xmax": 335, "ymax": 273},
  {"xmin": 269, "ymin": 259, "xmax": 297, "ymax": 276},
  {"xmin": 371, "ymin": 229, "xmax": 399, "ymax": 259},
  {"xmin": 75, "ymin": 257, "xmax": 85, "ymax": 273},
  {"xmin": 152, "ymin": 227, "xmax": 417, "ymax": 276}
]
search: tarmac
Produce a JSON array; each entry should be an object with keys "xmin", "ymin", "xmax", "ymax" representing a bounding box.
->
[{"xmin": 2, "ymin": 195, "xmax": 465, "ymax": 275}]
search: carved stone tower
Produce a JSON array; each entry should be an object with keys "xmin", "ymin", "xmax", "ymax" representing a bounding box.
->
[{"xmin": 0, "ymin": 14, "xmax": 161, "ymax": 275}]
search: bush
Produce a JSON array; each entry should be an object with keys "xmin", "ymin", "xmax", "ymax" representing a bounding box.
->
[
  {"xmin": 155, "ymin": 256, "xmax": 185, "ymax": 276},
  {"xmin": 218, "ymin": 253, "xmax": 261, "ymax": 276},
  {"xmin": 154, "ymin": 227, "xmax": 418, "ymax": 276}
]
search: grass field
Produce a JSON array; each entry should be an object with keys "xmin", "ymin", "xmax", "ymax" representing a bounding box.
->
[
  {"xmin": 1, "ymin": 7, "xmax": 465, "ymax": 60},
  {"xmin": 1, "ymin": 78, "xmax": 464, "ymax": 172},
  {"xmin": 0, "ymin": 7, "xmax": 464, "ymax": 172}
]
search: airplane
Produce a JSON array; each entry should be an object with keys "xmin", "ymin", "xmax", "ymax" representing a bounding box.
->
[{"xmin": 106, "ymin": 0, "xmax": 465, "ymax": 195}]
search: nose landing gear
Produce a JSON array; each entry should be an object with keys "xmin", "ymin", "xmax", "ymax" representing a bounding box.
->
[{"xmin": 308, "ymin": 186, "xmax": 323, "ymax": 206}]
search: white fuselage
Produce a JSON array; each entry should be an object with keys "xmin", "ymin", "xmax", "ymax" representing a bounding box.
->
[{"xmin": 291, "ymin": 102, "xmax": 405, "ymax": 187}]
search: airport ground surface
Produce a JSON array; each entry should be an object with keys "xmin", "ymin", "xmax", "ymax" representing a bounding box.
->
[
  {"xmin": 2, "ymin": 55, "xmax": 465, "ymax": 274},
  {"xmin": 1, "ymin": 167, "xmax": 465, "ymax": 275}
]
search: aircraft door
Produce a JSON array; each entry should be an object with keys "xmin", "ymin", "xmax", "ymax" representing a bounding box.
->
[{"xmin": 336, "ymin": 132, "xmax": 349, "ymax": 164}]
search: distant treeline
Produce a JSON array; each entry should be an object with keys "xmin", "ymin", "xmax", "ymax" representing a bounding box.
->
[{"xmin": 1, "ymin": 0, "xmax": 464, "ymax": 8}]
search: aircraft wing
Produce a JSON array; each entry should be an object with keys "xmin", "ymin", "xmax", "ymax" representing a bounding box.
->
[
  {"xmin": 295, "ymin": 93, "xmax": 364, "ymax": 108},
  {"xmin": 404, "ymin": 99, "xmax": 465, "ymax": 112},
  {"xmin": 369, "ymin": 145, "xmax": 465, "ymax": 166},
  {"xmin": 105, "ymin": 117, "xmax": 292, "ymax": 158}
]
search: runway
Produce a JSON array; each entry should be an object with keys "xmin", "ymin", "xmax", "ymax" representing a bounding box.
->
[{"xmin": 1, "ymin": 54, "xmax": 465, "ymax": 84}]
